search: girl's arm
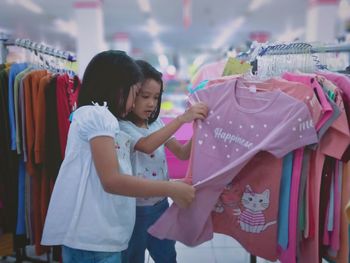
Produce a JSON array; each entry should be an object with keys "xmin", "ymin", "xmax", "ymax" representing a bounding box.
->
[
  {"xmin": 165, "ymin": 138, "xmax": 192, "ymax": 160},
  {"xmin": 90, "ymin": 136, "xmax": 195, "ymax": 208},
  {"xmin": 134, "ymin": 103, "xmax": 208, "ymax": 154}
]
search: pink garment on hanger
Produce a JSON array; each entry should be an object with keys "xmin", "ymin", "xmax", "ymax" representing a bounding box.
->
[
  {"xmin": 327, "ymin": 162, "xmax": 350, "ymax": 263},
  {"xmin": 148, "ymin": 79, "xmax": 318, "ymax": 246},
  {"xmin": 209, "ymin": 77, "xmax": 321, "ymax": 261},
  {"xmin": 263, "ymin": 77, "xmax": 323, "ymax": 128},
  {"xmin": 191, "ymin": 60, "xmax": 227, "ymax": 88},
  {"xmin": 282, "ymin": 72, "xmax": 333, "ymax": 131},
  {"xmin": 212, "ymin": 152, "xmax": 282, "ymax": 261},
  {"xmin": 279, "ymin": 149, "xmax": 304, "ymax": 263},
  {"xmin": 317, "ymin": 71, "xmax": 350, "ymax": 161},
  {"xmin": 299, "ymin": 148, "xmax": 325, "ymax": 263},
  {"xmin": 319, "ymin": 84, "xmax": 350, "ymax": 159},
  {"xmin": 317, "ymin": 71, "xmax": 350, "ymax": 101},
  {"xmin": 330, "ymin": 160, "xmax": 341, "ymax": 252}
]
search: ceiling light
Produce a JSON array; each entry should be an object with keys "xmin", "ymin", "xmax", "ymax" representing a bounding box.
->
[
  {"xmin": 137, "ymin": 0, "xmax": 151, "ymax": 13},
  {"xmin": 53, "ymin": 19, "xmax": 78, "ymax": 39},
  {"xmin": 212, "ymin": 16, "xmax": 246, "ymax": 50},
  {"xmin": 146, "ymin": 18, "xmax": 161, "ymax": 37},
  {"xmin": 338, "ymin": 0, "xmax": 350, "ymax": 20},
  {"xmin": 248, "ymin": 0, "xmax": 272, "ymax": 13},
  {"xmin": 15, "ymin": 0, "xmax": 43, "ymax": 14}
]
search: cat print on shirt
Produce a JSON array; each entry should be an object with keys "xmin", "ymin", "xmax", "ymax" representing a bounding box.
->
[{"xmin": 233, "ymin": 185, "xmax": 276, "ymax": 233}]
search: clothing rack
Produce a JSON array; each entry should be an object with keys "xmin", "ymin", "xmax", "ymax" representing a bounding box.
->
[
  {"xmin": 246, "ymin": 42, "xmax": 350, "ymax": 73},
  {"xmin": 236, "ymin": 42, "xmax": 350, "ymax": 72},
  {"xmin": 0, "ymin": 32, "xmax": 76, "ymax": 263},
  {"xmin": 0, "ymin": 32, "xmax": 76, "ymax": 64},
  {"xmin": 257, "ymin": 42, "xmax": 350, "ymax": 56},
  {"xmin": 238, "ymin": 41, "xmax": 350, "ymax": 263}
]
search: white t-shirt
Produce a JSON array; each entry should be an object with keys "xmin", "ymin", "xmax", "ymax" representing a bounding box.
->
[
  {"xmin": 119, "ymin": 118, "xmax": 171, "ymax": 206},
  {"xmin": 41, "ymin": 105, "xmax": 136, "ymax": 252}
]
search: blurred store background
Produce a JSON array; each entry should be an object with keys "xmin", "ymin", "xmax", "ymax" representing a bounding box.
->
[
  {"xmin": 1, "ymin": 0, "xmax": 350, "ymax": 117},
  {"xmin": 1, "ymin": 1, "xmax": 350, "ymax": 262}
]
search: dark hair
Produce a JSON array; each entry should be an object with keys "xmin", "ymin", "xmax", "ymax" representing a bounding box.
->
[
  {"xmin": 126, "ymin": 60, "xmax": 163, "ymax": 124},
  {"xmin": 78, "ymin": 50, "xmax": 143, "ymax": 118}
]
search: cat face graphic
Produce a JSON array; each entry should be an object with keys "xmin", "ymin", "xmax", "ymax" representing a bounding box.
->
[{"xmin": 241, "ymin": 185, "xmax": 270, "ymax": 212}]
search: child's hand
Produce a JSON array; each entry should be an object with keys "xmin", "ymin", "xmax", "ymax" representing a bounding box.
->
[
  {"xmin": 169, "ymin": 181, "xmax": 196, "ymax": 208},
  {"xmin": 178, "ymin": 102, "xmax": 208, "ymax": 123}
]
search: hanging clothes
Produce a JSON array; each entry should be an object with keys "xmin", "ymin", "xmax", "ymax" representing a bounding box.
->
[
  {"xmin": 190, "ymin": 60, "xmax": 227, "ymax": 90},
  {"xmin": 149, "ymin": 78, "xmax": 318, "ymax": 248},
  {"xmin": 0, "ymin": 62, "xmax": 80, "ymax": 258},
  {"xmin": 8, "ymin": 63, "xmax": 27, "ymax": 151},
  {"xmin": 150, "ymin": 58, "xmax": 350, "ymax": 262},
  {"xmin": 206, "ymin": 76, "xmax": 326, "ymax": 261},
  {"xmin": 212, "ymin": 151, "xmax": 282, "ymax": 261},
  {"xmin": 44, "ymin": 75, "xmax": 62, "ymax": 180},
  {"xmin": 279, "ymin": 72, "xmax": 350, "ymax": 263},
  {"xmin": 0, "ymin": 64, "xmax": 18, "ymax": 236},
  {"xmin": 56, "ymin": 74, "xmax": 81, "ymax": 158}
]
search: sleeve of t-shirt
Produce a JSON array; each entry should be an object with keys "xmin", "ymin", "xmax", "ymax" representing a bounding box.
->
[
  {"xmin": 74, "ymin": 105, "xmax": 119, "ymax": 141},
  {"xmin": 119, "ymin": 118, "xmax": 174, "ymax": 151},
  {"xmin": 119, "ymin": 121, "xmax": 143, "ymax": 150},
  {"xmin": 268, "ymin": 101, "xmax": 319, "ymax": 158}
]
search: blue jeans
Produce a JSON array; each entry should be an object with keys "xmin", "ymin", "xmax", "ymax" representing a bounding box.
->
[
  {"xmin": 62, "ymin": 246, "xmax": 121, "ymax": 263},
  {"xmin": 122, "ymin": 199, "xmax": 176, "ymax": 263}
]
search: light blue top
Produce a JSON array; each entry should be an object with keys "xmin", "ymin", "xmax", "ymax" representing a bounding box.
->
[{"xmin": 120, "ymin": 118, "xmax": 172, "ymax": 206}]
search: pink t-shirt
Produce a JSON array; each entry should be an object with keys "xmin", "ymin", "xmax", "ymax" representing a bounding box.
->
[
  {"xmin": 191, "ymin": 60, "xmax": 227, "ymax": 88},
  {"xmin": 317, "ymin": 71, "xmax": 350, "ymax": 101},
  {"xmin": 205, "ymin": 77, "xmax": 322, "ymax": 128},
  {"xmin": 191, "ymin": 77, "xmax": 320, "ymax": 261},
  {"xmin": 148, "ymin": 79, "xmax": 318, "ymax": 246},
  {"xmin": 318, "ymin": 79, "xmax": 350, "ymax": 159},
  {"xmin": 317, "ymin": 72, "xmax": 350, "ymax": 162},
  {"xmin": 282, "ymin": 72, "xmax": 333, "ymax": 131},
  {"xmin": 212, "ymin": 152, "xmax": 282, "ymax": 261},
  {"xmin": 263, "ymin": 78, "xmax": 323, "ymax": 129}
]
